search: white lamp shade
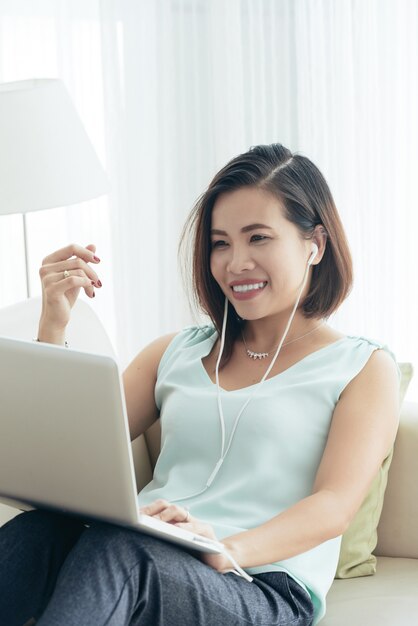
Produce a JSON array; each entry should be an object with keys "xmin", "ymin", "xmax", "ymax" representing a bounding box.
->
[{"xmin": 0, "ymin": 78, "xmax": 109, "ymax": 215}]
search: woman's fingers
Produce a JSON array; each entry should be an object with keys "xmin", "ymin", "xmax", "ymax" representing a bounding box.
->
[
  {"xmin": 40, "ymin": 258, "xmax": 102, "ymax": 288},
  {"xmin": 139, "ymin": 500, "xmax": 192, "ymax": 524},
  {"xmin": 42, "ymin": 243, "xmax": 100, "ymax": 267},
  {"xmin": 43, "ymin": 271, "xmax": 97, "ymax": 298},
  {"xmin": 39, "ymin": 243, "xmax": 102, "ymax": 300},
  {"xmin": 159, "ymin": 505, "xmax": 191, "ymax": 523},
  {"xmin": 139, "ymin": 499, "xmax": 170, "ymax": 516},
  {"xmin": 37, "ymin": 243, "xmax": 102, "ymax": 336}
]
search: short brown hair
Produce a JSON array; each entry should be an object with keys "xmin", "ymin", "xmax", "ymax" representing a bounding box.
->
[{"xmin": 179, "ymin": 143, "xmax": 353, "ymax": 366}]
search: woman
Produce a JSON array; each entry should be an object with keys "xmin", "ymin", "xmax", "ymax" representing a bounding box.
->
[{"xmin": 0, "ymin": 143, "xmax": 399, "ymax": 626}]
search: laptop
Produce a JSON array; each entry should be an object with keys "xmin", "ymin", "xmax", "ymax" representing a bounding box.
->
[{"xmin": 0, "ymin": 335, "xmax": 224, "ymax": 556}]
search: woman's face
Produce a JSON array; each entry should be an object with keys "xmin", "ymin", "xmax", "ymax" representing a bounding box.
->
[{"xmin": 210, "ymin": 186, "xmax": 314, "ymax": 321}]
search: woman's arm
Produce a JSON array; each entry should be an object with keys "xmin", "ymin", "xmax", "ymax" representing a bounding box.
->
[
  {"xmin": 37, "ymin": 243, "xmax": 101, "ymax": 345},
  {"xmin": 221, "ymin": 347, "xmax": 400, "ymax": 569},
  {"xmin": 36, "ymin": 242, "xmax": 177, "ymax": 443},
  {"xmin": 123, "ymin": 332, "xmax": 177, "ymax": 441}
]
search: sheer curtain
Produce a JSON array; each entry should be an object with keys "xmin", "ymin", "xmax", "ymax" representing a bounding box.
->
[{"xmin": 0, "ymin": 0, "xmax": 417, "ymax": 399}]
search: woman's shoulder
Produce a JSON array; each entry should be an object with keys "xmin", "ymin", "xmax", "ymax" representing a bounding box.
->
[
  {"xmin": 181, "ymin": 323, "xmax": 217, "ymax": 340},
  {"xmin": 339, "ymin": 339, "xmax": 400, "ymax": 404},
  {"xmin": 151, "ymin": 324, "xmax": 216, "ymax": 349},
  {"xmin": 343, "ymin": 334, "xmax": 398, "ymax": 365},
  {"xmin": 320, "ymin": 324, "xmax": 395, "ymax": 355},
  {"xmin": 167, "ymin": 324, "xmax": 217, "ymax": 348},
  {"xmin": 350, "ymin": 335, "xmax": 400, "ymax": 376},
  {"xmin": 155, "ymin": 324, "xmax": 217, "ymax": 374},
  {"xmin": 312, "ymin": 326, "xmax": 400, "ymax": 381},
  {"xmin": 330, "ymin": 333, "xmax": 401, "ymax": 400}
]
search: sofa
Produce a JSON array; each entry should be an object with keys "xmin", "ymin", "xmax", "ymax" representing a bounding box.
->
[
  {"xmin": 0, "ymin": 297, "xmax": 417, "ymax": 625},
  {"xmin": 321, "ymin": 399, "xmax": 418, "ymax": 625}
]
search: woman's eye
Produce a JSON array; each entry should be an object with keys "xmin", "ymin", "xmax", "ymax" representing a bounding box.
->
[
  {"xmin": 211, "ymin": 240, "xmax": 228, "ymax": 249},
  {"xmin": 251, "ymin": 234, "xmax": 268, "ymax": 242}
]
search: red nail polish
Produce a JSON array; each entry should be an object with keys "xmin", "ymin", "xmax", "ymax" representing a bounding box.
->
[
  {"xmin": 97, "ymin": 280, "xmax": 102, "ymax": 287},
  {"xmin": 92, "ymin": 292, "xmax": 95, "ymax": 298},
  {"xmin": 93, "ymin": 256, "xmax": 101, "ymax": 262},
  {"xmin": 91, "ymin": 281, "xmax": 95, "ymax": 285}
]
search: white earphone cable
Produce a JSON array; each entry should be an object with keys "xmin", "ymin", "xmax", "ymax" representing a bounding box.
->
[
  {"xmin": 209, "ymin": 253, "xmax": 315, "ymax": 483},
  {"xmin": 171, "ymin": 246, "xmax": 317, "ymax": 501}
]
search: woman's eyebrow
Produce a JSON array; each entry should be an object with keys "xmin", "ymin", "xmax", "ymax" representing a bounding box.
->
[{"xmin": 210, "ymin": 223, "xmax": 275, "ymax": 235}]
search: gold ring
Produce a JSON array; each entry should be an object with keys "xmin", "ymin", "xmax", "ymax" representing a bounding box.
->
[{"xmin": 63, "ymin": 270, "xmax": 70, "ymax": 279}]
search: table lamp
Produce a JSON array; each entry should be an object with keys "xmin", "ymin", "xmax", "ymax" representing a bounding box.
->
[{"xmin": 0, "ymin": 78, "xmax": 109, "ymax": 297}]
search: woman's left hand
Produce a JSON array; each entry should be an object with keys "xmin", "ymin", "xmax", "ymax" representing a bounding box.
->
[{"xmin": 139, "ymin": 499, "xmax": 237, "ymax": 574}]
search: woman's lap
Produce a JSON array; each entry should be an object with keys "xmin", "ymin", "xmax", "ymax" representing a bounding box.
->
[{"xmin": 1, "ymin": 509, "xmax": 314, "ymax": 626}]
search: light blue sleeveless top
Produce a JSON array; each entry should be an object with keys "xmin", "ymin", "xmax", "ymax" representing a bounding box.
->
[{"xmin": 137, "ymin": 325, "xmax": 398, "ymax": 625}]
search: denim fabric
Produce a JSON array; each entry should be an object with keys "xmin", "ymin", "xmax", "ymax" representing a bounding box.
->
[{"xmin": 0, "ymin": 510, "xmax": 314, "ymax": 626}]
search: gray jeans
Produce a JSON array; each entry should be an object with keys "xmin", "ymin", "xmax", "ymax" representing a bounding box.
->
[{"xmin": 0, "ymin": 509, "xmax": 314, "ymax": 626}]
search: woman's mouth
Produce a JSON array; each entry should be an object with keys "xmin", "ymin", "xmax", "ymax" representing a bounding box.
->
[{"xmin": 230, "ymin": 281, "xmax": 268, "ymax": 300}]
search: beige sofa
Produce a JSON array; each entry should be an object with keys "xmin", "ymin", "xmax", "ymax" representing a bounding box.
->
[
  {"xmin": 322, "ymin": 399, "xmax": 418, "ymax": 625},
  {"xmin": 1, "ymin": 298, "xmax": 417, "ymax": 624}
]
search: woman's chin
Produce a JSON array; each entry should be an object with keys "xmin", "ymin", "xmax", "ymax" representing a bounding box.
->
[{"xmin": 232, "ymin": 305, "xmax": 269, "ymax": 322}]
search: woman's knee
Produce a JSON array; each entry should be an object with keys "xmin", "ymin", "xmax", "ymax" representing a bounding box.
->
[
  {"xmin": 9, "ymin": 508, "xmax": 81, "ymax": 529},
  {"xmin": 1, "ymin": 509, "xmax": 86, "ymax": 551}
]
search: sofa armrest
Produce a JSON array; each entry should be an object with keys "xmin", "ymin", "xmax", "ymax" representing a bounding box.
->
[{"xmin": 376, "ymin": 401, "xmax": 418, "ymax": 558}]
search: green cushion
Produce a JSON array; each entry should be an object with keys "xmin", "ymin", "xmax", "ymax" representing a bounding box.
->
[{"xmin": 335, "ymin": 362, "xmax": 414, "ymax": 578}]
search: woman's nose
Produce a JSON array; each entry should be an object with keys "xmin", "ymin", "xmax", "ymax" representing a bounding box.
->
[{"xmin": 226, "ymin": 247, "xmax": 256, "ymax": 274}]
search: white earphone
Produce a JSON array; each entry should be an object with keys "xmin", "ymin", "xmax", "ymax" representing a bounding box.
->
[{"xmin": 307, "ymin": 243, "xmax": 319, "ymax": 266}]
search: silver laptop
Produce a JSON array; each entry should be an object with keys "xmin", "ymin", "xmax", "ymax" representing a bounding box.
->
[{"xmin": 0, "ymin": 336, "xmax": 223, "ymax": 555}]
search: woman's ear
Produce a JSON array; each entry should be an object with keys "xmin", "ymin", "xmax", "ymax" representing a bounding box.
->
[{"xmin": 311, "ymin": 225, "xmax": 328, "ymax": 265}]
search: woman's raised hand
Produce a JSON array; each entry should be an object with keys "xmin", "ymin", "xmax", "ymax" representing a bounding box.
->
[{"xmin": 37, "ymin": 243, "xmax": 102, "ymax": 343}]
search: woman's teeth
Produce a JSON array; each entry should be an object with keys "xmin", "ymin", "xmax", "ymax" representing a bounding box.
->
[{"xmin": 232, "ymin": 281, "xmax": 267, "ymax": 293}]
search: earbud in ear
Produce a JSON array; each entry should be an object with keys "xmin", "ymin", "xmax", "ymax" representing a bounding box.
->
[{"xmin": 307, "ymin": 243, "xmax": 319, "ymax": 266}]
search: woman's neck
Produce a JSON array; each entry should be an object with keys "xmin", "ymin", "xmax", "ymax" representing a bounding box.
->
[{"xmin": 242, "ymin": 314, "xmax": 325, "ymax": 352}]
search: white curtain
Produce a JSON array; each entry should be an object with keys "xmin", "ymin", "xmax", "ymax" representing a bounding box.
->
[{"xmin": 0, "ymin": 0, "xmax": 417, "ymax": 399}]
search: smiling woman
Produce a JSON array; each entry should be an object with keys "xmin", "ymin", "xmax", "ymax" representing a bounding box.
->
[
  {"xmin": 210, "ymin": 188, "xmax": 319, "ymax": 315},
  {"xmin": 0, "ymin": 143, "xmax": 400, "ymax": 626},
  {"xmin": 179, "ymin": 143, "xmax": 353, "ymax": 368}
]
